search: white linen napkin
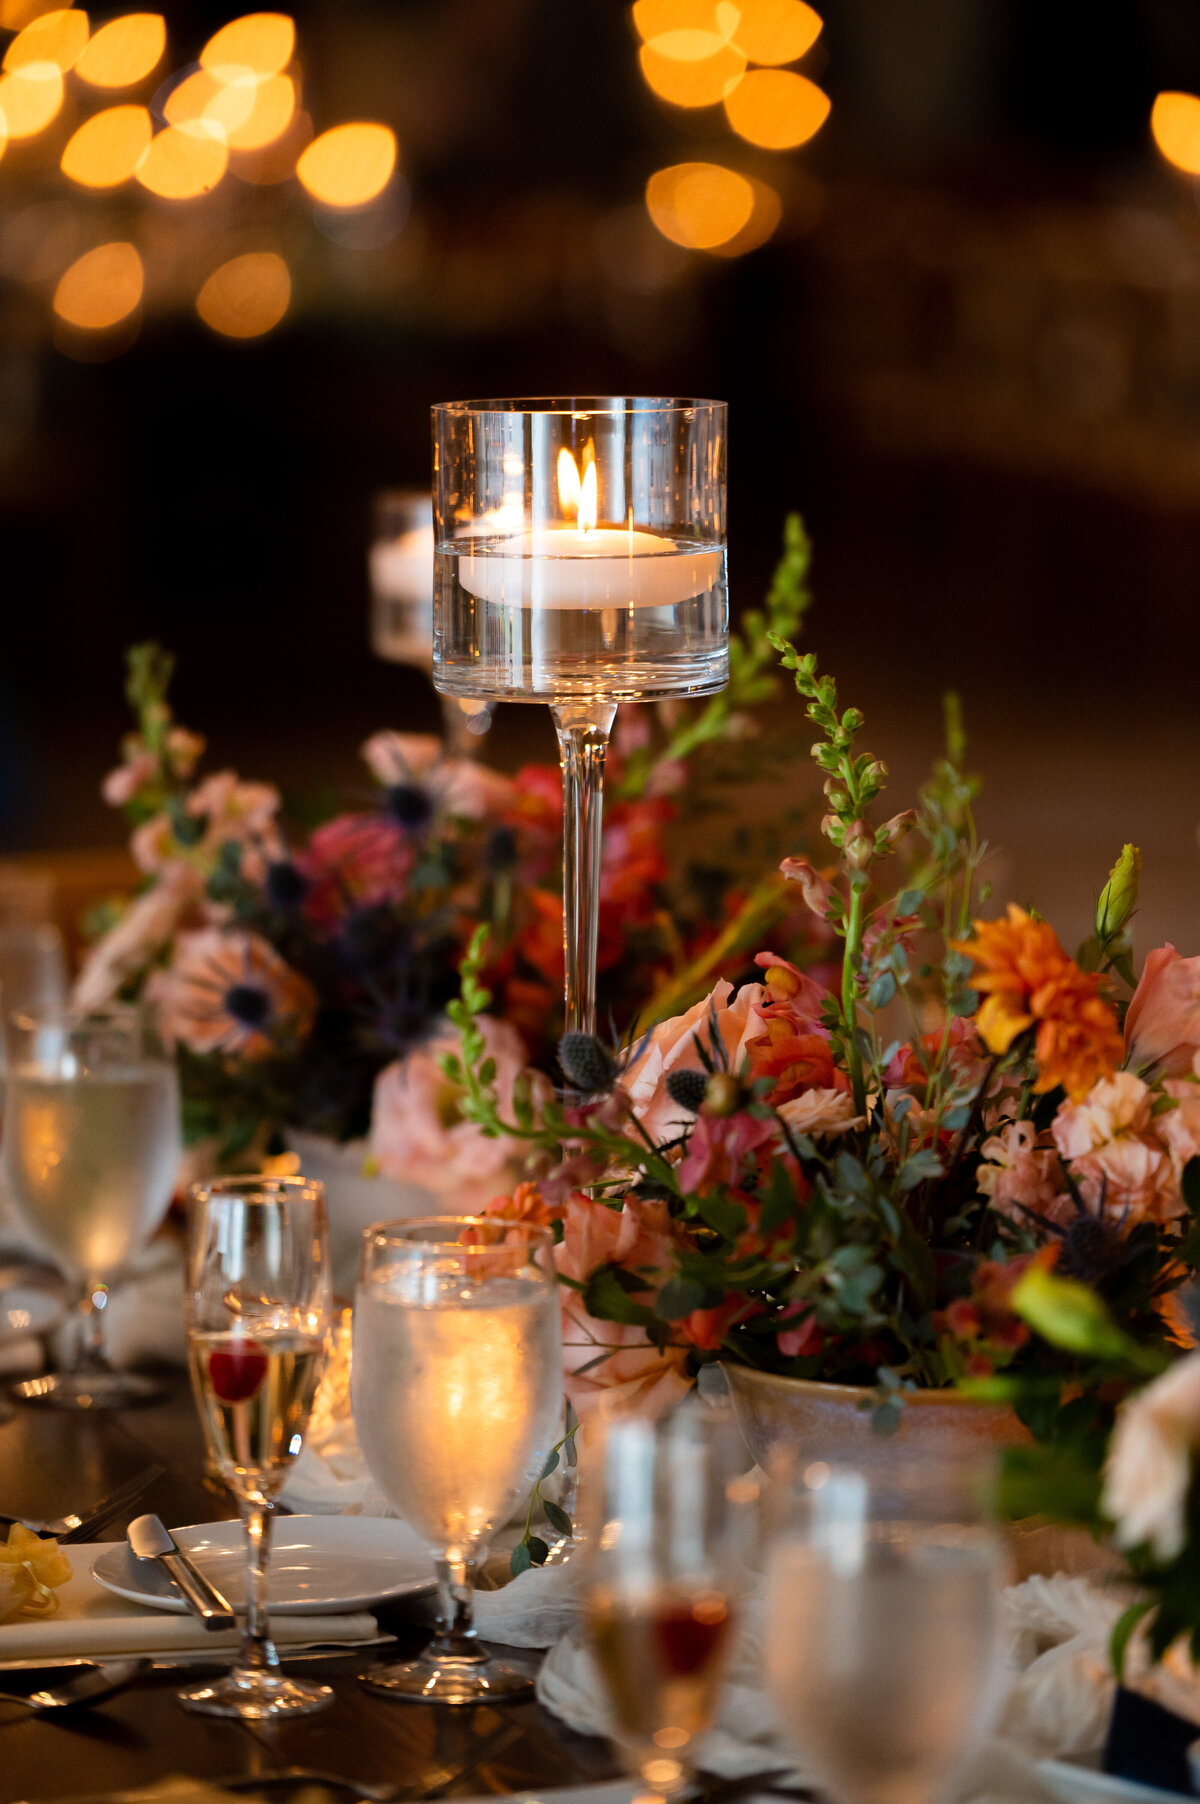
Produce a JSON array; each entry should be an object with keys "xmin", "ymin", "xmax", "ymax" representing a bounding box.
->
[{"xmin": 0, "ymin": 1544, "xmax": 381, "ymax": 1665}]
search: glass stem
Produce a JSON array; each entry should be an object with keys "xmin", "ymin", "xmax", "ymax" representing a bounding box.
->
[
  {"xmin": 552, "ymin": 701, "xmax": 617, "ymax": 1038},
  {"xmin": 73, "ymin": 1276, "xmax": 110, "ymax": 1374},
  {"xmin": 431, "ymin": 1555, "xmax": 483, "ymax": 1663},
  {"xmin": 236, "ymin": 1498, "xmax": 279, "ymax": 1681}
]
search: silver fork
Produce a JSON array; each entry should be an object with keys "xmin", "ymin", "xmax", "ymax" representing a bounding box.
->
[{"xmin": 0, "ymin": 1464, "xmax": 166, "ymax": 1544}]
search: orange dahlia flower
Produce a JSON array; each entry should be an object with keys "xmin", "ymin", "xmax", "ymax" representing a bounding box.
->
[{"xmin": 955, "ymin": 904, "xmax": 1122, "ymax": 1100}]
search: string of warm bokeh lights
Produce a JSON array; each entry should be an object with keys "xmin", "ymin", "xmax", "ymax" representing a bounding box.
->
[
  {"xmin": 634, "ymin": 0, "xmax": 828, "ymax": 255},
  {"xmin": 0, "ymin": 6, "xmax": 399, "ymax": 348}
]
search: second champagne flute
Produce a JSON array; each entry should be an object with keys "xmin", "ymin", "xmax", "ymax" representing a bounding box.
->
[
  {"xmin": 180, "ymin": 1175, "xmax": 333, "ymax": 1720},
  {"xmin": 581, "ymin": 1407, "xmax": 747, "ymax": 1804},
  {"xmin": 352, "ymin": 1216, "xmax": 563, "ymax": 1703}
]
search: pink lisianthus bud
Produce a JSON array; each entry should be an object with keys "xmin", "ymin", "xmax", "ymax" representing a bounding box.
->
[{"xmin": 1125, "ymin": 944, "xmax": 1200, "ymax": 1077}]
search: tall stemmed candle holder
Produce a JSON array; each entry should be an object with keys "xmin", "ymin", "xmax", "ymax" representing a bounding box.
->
[{"xmin": 432, "ymin": 398, "xmax": 728, "ymax": 1036}]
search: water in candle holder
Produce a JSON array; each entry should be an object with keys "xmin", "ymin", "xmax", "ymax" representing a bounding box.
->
[{"xmin": 433, "ymin": 540, "xmax": 728, "ymax": 701}]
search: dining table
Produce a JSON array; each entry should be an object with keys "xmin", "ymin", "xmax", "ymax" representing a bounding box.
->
[{"xmin": 0, "ymin": 1367, "xmax": 620, "ymax": 1804}]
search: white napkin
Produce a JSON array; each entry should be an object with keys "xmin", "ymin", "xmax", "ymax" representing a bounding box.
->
[{"xmin": 0, "ymin": 1544, "xmax": 381, "ymax": 1665}]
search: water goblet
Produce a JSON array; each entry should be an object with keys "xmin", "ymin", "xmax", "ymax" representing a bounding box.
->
[
  {"xmin": 580, "ymin": 1405, "xmax": 749, "ymax": 1804},
  {"xmin": 351, "ymin": 1215, "xmax": 563, "ymax": 1703},
  {"xmin": 763, "ymin": 1449, "xmax": 1009, "ymax": 1804},
  {"xmin": 178, "ymin": 1174, "xmax": 333, "ymax": 1719},
  {"xmin": 3, "ymin": 1004, "xmax": 180, "ymax": 1408},
  {"xmin": 432, "ymin": 397, "xmax": 728, "ymax": 1036}
]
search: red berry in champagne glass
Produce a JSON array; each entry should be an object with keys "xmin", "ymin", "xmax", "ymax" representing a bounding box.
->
[{"xmin": 209, "ymin": 1338, "xmax": 268, "ymax": 1404}]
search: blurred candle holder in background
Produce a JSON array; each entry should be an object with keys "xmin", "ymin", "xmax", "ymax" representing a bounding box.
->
[{"xmin": 369, "ymin": 489, "xmax": 492, "ymax": 757}]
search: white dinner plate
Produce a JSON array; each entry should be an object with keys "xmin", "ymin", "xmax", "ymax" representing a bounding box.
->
[
  {"xmin": 91, "ymin": 1514, "xmax": 434, "ymax": 1615},
  {"xmin": 0, "ymin": 1284, "xmax": 63, "ymax": 1346},
  {"xmin": 1038, "ymin": 1756, "xmax": 1195, "ymax": 1804}
]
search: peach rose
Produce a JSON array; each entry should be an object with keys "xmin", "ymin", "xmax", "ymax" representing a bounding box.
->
[
  {"xmin": 1103, "ymin": 1352, "xmax": 1200, "ymax": 1561},
  {"xmin": 1125, "ymin": 945, "xmax": 1200, "ymax": 1078},
  {"xmin": 555, "ymin": 1192, "xmax": 692, "ymax": 1418},
  {"xmin": 1052, "ymin": 1072, "xmax": 1180, "ymax": 1224},
  {"xmin": 1158, "ymin": 1077, "xmax": 1200, "ymax": 1184},
  {"xmin": 776, "ymin": 1087, "xmax": 865, "ymax": 1137},
  {"xmin": 368, "ymin": 1015, "xmax": 531, "ymax": 1207},
  {"xmin": 621, "ymin": 980, "xmax": 767, "ymax": 1142}
]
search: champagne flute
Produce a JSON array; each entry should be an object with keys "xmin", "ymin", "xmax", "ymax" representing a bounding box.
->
[
  {"xmin": 352, "ymin": 1215, "xmax": 563, "ymax": 1703},
  {"xmin": 763, "ymin": 1450, "xmax": 1009, "ymax": 1804},
  {"xmin": 432, "ymin": 397, "xmax": 728, "ymax": 1036},
  {"xmin": 581, "ymin": 1406, "xmax": 748, "ymax": 1803},
  {"xmin": 180, "ymin": 1175, "xmax": 333, "ymax": 1720},
  {"xmin": 3, "ymin": 1004, "xmax": 180, "ymax": 1408}
]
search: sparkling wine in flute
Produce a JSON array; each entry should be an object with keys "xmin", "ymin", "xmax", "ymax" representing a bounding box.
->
[
  {"xmin": 433, "ymin": 542, "xmax": 728, "ymax": 702},
  {"xmin": 4, "ymin": 1067, "xmax": 180, "ymax": 1277},
  {"xmin": 189, "ymin": 1328, "xmax": 325, "ymax": 1498},
  {"xmin": 766, "ymin": 1538, "xmax": 1005, "ymax": 1804},
  {"xmin": 586, "ymin": 1585, "xmax": 734, "ymax": 1752},
  {"xmin": 352, "ymin": 1272, "xmax": 562, "ymax": 1556}
]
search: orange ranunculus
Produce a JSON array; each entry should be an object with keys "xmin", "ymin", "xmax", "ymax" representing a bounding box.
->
[{"xmin": 955, "ymin": 905, "xmax": 1122, "ymax": 1100}]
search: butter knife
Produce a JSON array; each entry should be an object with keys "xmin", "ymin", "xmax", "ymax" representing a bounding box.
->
[{"xmin": 127, "ymin": 1514, "xmax": 236, "ymax": 1630}]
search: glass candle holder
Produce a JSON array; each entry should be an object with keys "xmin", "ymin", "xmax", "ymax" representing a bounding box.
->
[{"xmin": 431, "ymin": 397, "xmax": 728, "ymax": 1034}]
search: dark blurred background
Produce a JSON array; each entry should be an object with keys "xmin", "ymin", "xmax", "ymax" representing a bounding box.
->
[{"xmin": 2, "ymin": 0, "xmax": 1200, "ymax": 955}]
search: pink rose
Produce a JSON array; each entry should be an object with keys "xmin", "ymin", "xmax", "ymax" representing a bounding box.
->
[
  {"xmin": 368, "ymin": 1015, "xmax": 531, "ymax": 1207},
  {"xmin": 555, "ymin": 1192, "xmax": 692, "ymax": 1418},
  {"xmin": 621, "ymin": 979, "xmax": 767, "ymax": 1142},
  {"xmin": 1158, "ymin": 1078, "xmax": 1200, "ymax": 1183},
  {"xmin": 1051, "ymin": 1072, "xmax": 1182, "ymax": 1224},
  {"xmin": 777, "ymin": 1088, "xmax": 865, "ymax": 1137},
  {"xmin": 1125, "ymin": 945, "xmax": 1200, "ymax": 1077},
  {"xmin": 299, "ymin": 813, "xmax": 414, "ymax": 928},
  {"xmin": 1052, "ymin": 1072, "xmax": 1153, "ymax": 1161}
]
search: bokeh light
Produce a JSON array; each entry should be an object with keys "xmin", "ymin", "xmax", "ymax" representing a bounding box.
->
[
  {"xmin": 53, "ymin": 239, "xmax": 142, "ymax": 327},
  {"xmin": 645, "ymin": 160, "xmax": 755, "ymax": 248},
  {"xmin": 61, "ymin": 103, "xmax": 152, "ymax": 186},
  {"xmin": 223, "ymin": 71, "xmax": 294, "ymax": 150},
  {"xmin": 639, "ymin": 37, "xmax": 745, "ymax": 108},
  {"xmin": 74, "ymin": 12, "xmax": 164, "ymax": 87},
  {"xmin": 632, "ymin": 0, "xmax": 725, "ymax": 39},
  {"xmin": 195, "ymin": 249, "xmax": 290, "ymax": 337},
  {"xmin": 296, "ymin": 122, "xmax": 396, "ymax": 206},
  {"xmin": 199, "ymin": 12, "xmax": 294, "ymax": 79},
  {"xmin": 1151, "ymin": 92, "xmax": 1200, "ymax": 176},
  {"xmin": 3, "ymin": 7, "xmax": 87, "ymax": 73},
  {"xmin": 708, "ymin": 172, "xmax": 781, "ymax": 254},
  {"xmin": 726, "ymin": 0, "xmax": 821, "ymax": 65},
  {"xmin": 0, "ymin": 0, "xmax": 60, "ymax": 26},
  {"xmin": 164, "ymin": 68, "xmax": 252, "ymax": 133},
  {"xmin": 724, "ymin": 66, "xmax": 829, "ymax": 146},
  {"xmin": 136, "ymin": 120, "xmax": 227, "ymax": 198},
  {"xmin": 0, "ymin": 64, "xmax": 63, "ymax": 137}
]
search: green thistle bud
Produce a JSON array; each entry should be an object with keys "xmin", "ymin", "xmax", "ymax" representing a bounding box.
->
[{"xmin": 1096, "ymin": 844, "xmax": 1140, "ymax": 943}]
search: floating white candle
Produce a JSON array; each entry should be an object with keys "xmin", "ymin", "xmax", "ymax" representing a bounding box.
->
[{"xmin": 456, "ymin": 452, "xmax": 721, "ymax": 610}]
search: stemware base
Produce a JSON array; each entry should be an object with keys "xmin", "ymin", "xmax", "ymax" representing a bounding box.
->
[
  {"xmin": 177, "ymin": 1670, "xmax": 334, "ymax": 1719},
  {"xmin": 11, "ymin": 1369, "xmax": 167, "ymax": 1410},
  {"xmin": 359, "ymin": 1649, "xmax": 535, "ymax": 1705}
]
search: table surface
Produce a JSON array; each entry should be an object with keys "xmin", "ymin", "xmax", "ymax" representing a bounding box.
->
[{"xmin": 0, "ymin": 1369, "xmax": 619, "ymax": 1804}]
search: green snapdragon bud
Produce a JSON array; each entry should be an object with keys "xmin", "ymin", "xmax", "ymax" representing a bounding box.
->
[{"xmin": 1096, "ymin": 843, "xmax": 1140, "ymax": 943}]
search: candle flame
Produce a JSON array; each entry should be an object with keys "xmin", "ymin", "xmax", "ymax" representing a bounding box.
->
[{"xmin": 556, "ymin": 449, "xmax": 598, "ymax": 533}]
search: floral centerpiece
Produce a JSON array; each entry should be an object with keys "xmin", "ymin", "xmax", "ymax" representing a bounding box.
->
[
  {"xmin": 441, "ymin": 623, "xmax": 1200, "ymax": 1566},
  {"xmin": 77, "ymin": 523, "xmax": 822, "ymax": 1212}
]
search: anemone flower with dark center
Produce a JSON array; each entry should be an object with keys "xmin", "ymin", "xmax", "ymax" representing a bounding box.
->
[{"xmin": 385, "ymin": 783, "xmax": 436, "ymax": 831}]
